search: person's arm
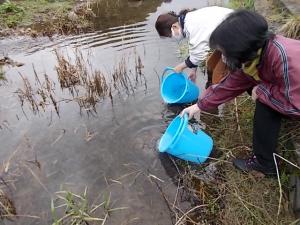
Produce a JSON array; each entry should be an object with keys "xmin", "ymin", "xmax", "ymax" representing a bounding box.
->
[
  {"xmin": 198, "ymin": 70, "xmax": 256, "ymax": 112},
  {"xmin": 181, "ymin": 70, "xmax": 256, "ymax": 119},
  {"xmin": 174, "ymin": 61, "xmax": 187, "ymax": 73},
  {"xmin": 189, "ymin": 67, "xmax": 197, "ymax": 82},
  {"xmin": 173, "ymin": 61, "xmax": 197, "ymax": 82}
]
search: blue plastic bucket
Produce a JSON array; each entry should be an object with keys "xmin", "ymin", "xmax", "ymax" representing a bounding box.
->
[
  {"xmin": 158, "ymin": 114, "xmax": 213, "ymax": 164},
  {"xmin": 161, "ymin": 67, "xmax": 200, "ymax": 104}
]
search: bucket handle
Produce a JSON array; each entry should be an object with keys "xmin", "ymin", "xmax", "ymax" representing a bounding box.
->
[
  {"xmin": 161, "ymin": 67, "xmax": 189, "ymax": 82},
  {"xmin": 161, "ymin": 67, "xmax": 177, "ymax": 81}
]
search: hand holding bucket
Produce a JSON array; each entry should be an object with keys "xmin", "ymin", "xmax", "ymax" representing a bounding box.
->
[
  {"xmin": 158, "ymin": 113, "xmax": 213, "ymax": 164},
  {"xmin": 180, "ymin": 103, "xmax": 201, "ymax": 120}
]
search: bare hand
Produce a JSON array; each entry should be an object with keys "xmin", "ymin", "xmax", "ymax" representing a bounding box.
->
[
  {"xmin": 252, "ymin": 86, "xmax": 258, "ymax": 101},
  {"xmin": 180, "ymin": 104, "xmax": 201, "ymax": 120},
  {"xmin": 188, "ymin": 70, "xmax": 196, "ymax": 82}
]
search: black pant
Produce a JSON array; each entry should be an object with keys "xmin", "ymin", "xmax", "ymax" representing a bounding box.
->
[{"xmin": 253, "ymin": 100, "xmax": 282, "ymax": 167}]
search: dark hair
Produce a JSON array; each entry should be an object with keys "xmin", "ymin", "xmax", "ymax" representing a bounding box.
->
[
  {"xmin": 209, "ymin": 10, "xmax": 274, "ymax": 71},
  {"xmin": 155, "ymin": 9, "xmax": 190, "ymax": 37}
]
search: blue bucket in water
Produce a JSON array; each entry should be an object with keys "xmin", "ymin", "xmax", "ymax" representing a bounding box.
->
[
  {"xmin": 158, "ymin": 114, "xmax": 213, "ymax": 164},
  {"xmin": 161, "ymin": 67, "xmax": 200, "ymax": 104}
]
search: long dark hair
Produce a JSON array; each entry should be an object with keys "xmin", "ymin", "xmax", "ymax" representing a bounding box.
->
[
  {"xmin": 209, "ymin": 10, "xmax": 274, "ymax": 71},
  {"xmin": 155, "ymin": 9, "xmax": 190, "ymax": 37}
]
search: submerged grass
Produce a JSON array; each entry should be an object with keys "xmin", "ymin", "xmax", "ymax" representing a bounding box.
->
[
  {"xmin": 16, "ymin": 66, "xmax": 59, "ymax": 116},
  {"xmin": 51, "ymin": 187, "xmax": 103, "ymax": 225},
  {"xmin": 0, "ymin": 189, "xmax": 16, "ymax": 221},
  {"xmin": 0, "ymin": 67, "xmax": 5, "ymax": 82},
  {"xmin": 51, "ymin": 187, "xmax": 128, "ymax": 225},
  {"xmin": 16, "ymin": 48, "xmax": 146, "ymax": 116}
]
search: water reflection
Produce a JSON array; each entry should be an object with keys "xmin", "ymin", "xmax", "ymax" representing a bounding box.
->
[{"xmin": 91, "ymin": 0, "xmax": 164, "ymax": 30}]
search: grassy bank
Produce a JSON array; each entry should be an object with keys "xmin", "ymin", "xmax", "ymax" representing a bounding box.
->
[
  {"xmin": 202, "ymin": 96, "xmax": 299, "ymax": 224},
  {"xmin": 0, "ymin": 0, "xmax": 93, "ymax": 36},
  {"xmin": 0, "ymin": 0, "xmax": 73, "ymax": 28},
  {"xmin": 171, "ymin": 0, "xmax": 300, "ymax": 224},
  {"xmin": 167, "ymin": 94, "xmax": 299, "ymax": 224}
]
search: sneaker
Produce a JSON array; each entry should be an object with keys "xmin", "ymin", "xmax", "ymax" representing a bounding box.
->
[{"xmin": 233, "ymin": 155, "xmax": 276, "ymax": 176}]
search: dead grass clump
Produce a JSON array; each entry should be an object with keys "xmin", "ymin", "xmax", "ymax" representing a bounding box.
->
[
  {"xmin": 16, "ymin": 73, "xmax": 40, "ymax": 115},
  {"xmin": 28, "ymin": 2, "xmax": 95, "ymax": 37},
  {"xmin": 55, "ymin": 49, "xmax": 110, "ymax": 114},
  {"xmin": 0, "ymin": 56, "xmax": 24, "ymax": 67},
  {"xmin": 220, "ymin": 166, "xmax": 294, "ymax": 224},
  {"xmin": 0, "ymin": 189, "xmax": 16, "ymax": 221},
  {"xmin": 54, "ymin": 48, "xmax": 145, "ymax": 114},
  {"xmin": 111, "ymin": 56, "xmax": 134, "ymax": 95},
  {"xmin": 55, "ymin": 50, "xmax": 80, "ymax": 89},
  {"xmin": 16, "ymin": 48, "xmax": 146, "ymax": 116},
  {"xmin": 16, "ymin": 66, "xmax": 59, "ymax": 116},
  {"xmin": 111, "ymin": 50, "xmax": 146, "ymax": 97},
  {"xmin": 279, "ymin": 16, "xmax": 300, "ymax": 40}
]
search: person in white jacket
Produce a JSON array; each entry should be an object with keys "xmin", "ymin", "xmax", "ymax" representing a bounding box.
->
[{"xmin": 155, "ymin": 6, "xmax": 233, "ymax": 84}]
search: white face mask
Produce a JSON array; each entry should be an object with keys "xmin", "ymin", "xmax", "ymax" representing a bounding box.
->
[{"xmin": 171, "ymin": 27, "xmax": 184, "ymax": 41}]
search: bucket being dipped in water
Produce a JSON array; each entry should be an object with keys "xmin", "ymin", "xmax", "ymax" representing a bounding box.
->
[
  {"xmin": 158, "ymin": 114, "xmax": 213, "ymax": 164},
  {"xmin": 161, "ymin": 67, "xmax": 200, "ymax": 104}
]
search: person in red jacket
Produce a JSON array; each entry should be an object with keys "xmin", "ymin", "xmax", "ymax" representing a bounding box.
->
[{"xmin": 180, "ymin": 10, "xmax": 300, "ymax": 176}]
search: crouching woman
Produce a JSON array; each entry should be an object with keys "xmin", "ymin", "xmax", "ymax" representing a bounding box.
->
[{"xmin": 181, "ymin": 10, "xmax": 300, "ymax": 176}]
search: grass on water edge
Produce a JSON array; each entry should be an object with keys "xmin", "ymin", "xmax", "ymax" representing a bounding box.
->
[
  {"xmin": 0, "ymin": 0, "xmax": 94, "ymax": 36},
  {"xmin": 0, "ymin": 0, "xmax": 73, "ymax": 28},
  {"xmin": 201, "ymin": 95, "xmax": 299, "ymax": 224},
  {"xmin": 51, "ymin": 187, "xmax": 127, "ymax": 225},
  {"xmin": 229, "ymin": 0, "xmax": 300, "ymax": 39},
  {"xmin": 0, "ymin": 67, "xmax": 5, "ymax": 80}
]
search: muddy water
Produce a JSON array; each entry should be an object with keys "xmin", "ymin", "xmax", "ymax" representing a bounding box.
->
[{"xmin": 0, "ymin": 0, "xmax": 227, "ymax": 224}]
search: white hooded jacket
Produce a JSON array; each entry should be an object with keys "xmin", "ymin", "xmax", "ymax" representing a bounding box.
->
[{"xmin": 182, "ymin": 6, "xmax": 233, "ymax": 67}]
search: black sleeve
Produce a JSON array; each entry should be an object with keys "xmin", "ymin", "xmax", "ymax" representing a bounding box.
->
[{"xmin": 185, "ymin": 56, "xmax": 198, "ymax": 68}]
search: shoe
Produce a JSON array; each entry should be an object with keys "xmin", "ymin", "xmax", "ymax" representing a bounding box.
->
[{"xmin": 233, "ymin": 155, "xmax": 276, "ymax": 176}]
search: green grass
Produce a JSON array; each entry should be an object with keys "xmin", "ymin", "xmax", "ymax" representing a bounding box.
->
[
  {"xmin": 0, "ymin": 0, "xmax": 25, "ymax": 28},
  {"xmin": 228, "ymin": 0, "xmax": 255, "ymax": 10},
  {"xmin": 0, "ymin": 0, "xmax": 74, "ymax": 28},
  {"xmin": 51, "ymin": 187, "xmax": 105, "ymax": 225},
  {"xmin": 51, "ymin": 187, "xmax": 128, "ymax": 225},
  {"xmin": 0, "ymin": 67, "xmax": 5, "ymax": 81}
]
